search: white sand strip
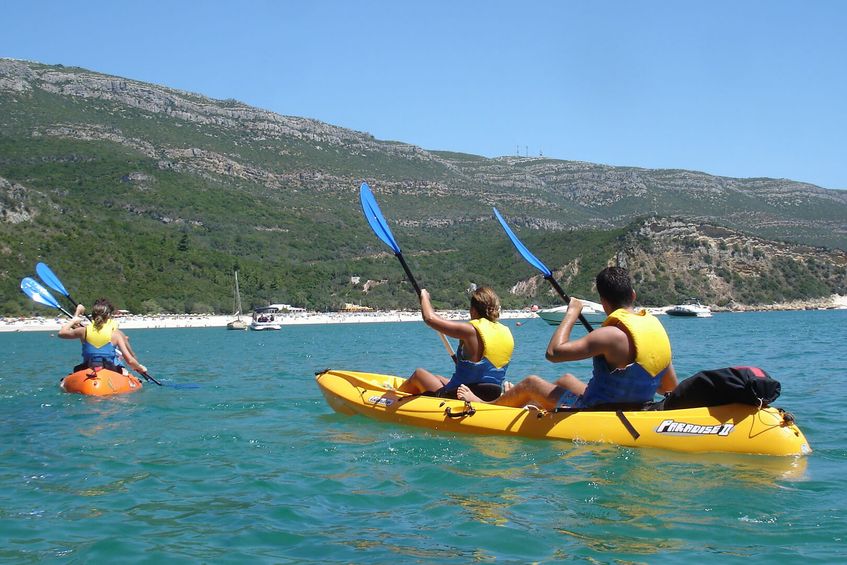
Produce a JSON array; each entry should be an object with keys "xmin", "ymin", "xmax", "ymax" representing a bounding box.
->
[{"xmin": 0, "ymin": 310, "xmax": 535, "ymax": 333}]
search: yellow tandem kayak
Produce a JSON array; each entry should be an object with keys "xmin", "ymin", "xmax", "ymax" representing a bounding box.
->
[{"xmin": 315, "ymin": 369, "xmax": 811, "ymax": 457}]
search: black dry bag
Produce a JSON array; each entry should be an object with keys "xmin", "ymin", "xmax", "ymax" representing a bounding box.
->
[{"xmin": 660, "ymin": 366, "xmax": 781, "ymax": 410}]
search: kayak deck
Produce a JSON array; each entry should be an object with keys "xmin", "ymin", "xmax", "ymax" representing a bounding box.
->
[
  {"xmin": 316, "ymin": 369, "xmax": 811, "ymax": 456},
  {"xmin": 60, "ymin": 368, "xmax": 143, "ymax": 396}
]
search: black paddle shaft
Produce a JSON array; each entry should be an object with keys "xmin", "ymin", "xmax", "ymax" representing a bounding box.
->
[
  {"xmin": 395, "ymin": 253, "xmax": 422, "ymax": 296},
  {"xmin": 395, "ymin": 251, "xmax": 456, "ymax": 363},
  {"xmin": 546, "ymin": 276, "xmax": 594, "ymax": 332},
  {"xmin": 67, "ymin": 293, "xmax": 93, "ymax": 322},
  {"xmin": 141, "ymin": 371, "xmax": 163, "ymax": 386},
  {"xmin": 56, "ymin": 305, "xmax": 75, "ymax": 319}
]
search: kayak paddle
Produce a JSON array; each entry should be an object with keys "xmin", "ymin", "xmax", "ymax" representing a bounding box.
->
[
  {"xmin": 36, "ymin": 262, "xmax": 93, "ymax": 321},
  {"xmin": 20, "ymin": 277, "xmax": 74, "ymax": 318},
  {"xmin": 359, "ymin": 182, "xmax": 455, "ymax": 358},
  {"xmin": 492, "ymin": 207, "xmax": 594, "ymax": 332},
  {"xmin": 126, "ymin": 370, "xmax": 201, "ymax": 390},
  {"xmin": 139, "ymin": 371, "xmax": 162, "ymax": 386}
]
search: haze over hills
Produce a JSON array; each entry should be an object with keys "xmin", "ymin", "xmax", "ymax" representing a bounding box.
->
[{"xmin": 1, "ymin": 58, "xmax": 845, "ymax": 315}]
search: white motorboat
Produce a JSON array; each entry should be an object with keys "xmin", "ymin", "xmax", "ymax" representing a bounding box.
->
[
  {"xmin": 250, "ymin": 306, "xmax": 282, "ymax": 331},
  {"xmin": 226, "ymin": 270, "xmax": 248, "ymax": 330},
  {"xmin": 666, "ymin": 299, "xmax": 712, "ymax": 318},
  {"xmin": 536, "ymin": 298, "xmax": 607, "ymax": 326}
]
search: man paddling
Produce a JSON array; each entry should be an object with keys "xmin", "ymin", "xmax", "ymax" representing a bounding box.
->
[{"xmin": 459, "ymin": 266, "xmax": 677, "ymax": 409}]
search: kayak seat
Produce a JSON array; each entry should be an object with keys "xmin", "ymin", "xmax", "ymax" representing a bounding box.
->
[
  {"xmin": 423, "ymin": 382, "xmax": 504, "ymax": 402},
  {"xmin": 73, "ymin": 359, "xmax": 123, "ymax": 374}
]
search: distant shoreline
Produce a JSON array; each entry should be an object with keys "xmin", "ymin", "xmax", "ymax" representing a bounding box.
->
[
  {"xmin": 709, "ymin": 293, "xmax": 847, "ymax": 313},
  {"xmin": 2, "ymin": 296, "xmax": 845, "ymax": 333},
  {"xmin": 0, "ymin": 309, "xmax": 534, "ymax": 333}
]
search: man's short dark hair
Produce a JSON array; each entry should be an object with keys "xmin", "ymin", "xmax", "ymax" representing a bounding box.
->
[{"xmin": 595, "ymin": 267, "xmax": 634, "ymax": 308}]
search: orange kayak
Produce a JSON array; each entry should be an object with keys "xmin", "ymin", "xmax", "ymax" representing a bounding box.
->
[{"xmin": 60, "ymin": 368, "xmax": 143, "ymax": 396}]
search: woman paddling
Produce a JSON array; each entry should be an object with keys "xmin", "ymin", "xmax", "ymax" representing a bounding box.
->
[
  {"xmin": 397, "ymin": 286, "xmax": 514, "ymax": 401},
  {"xmin": 58, "ymin": 298, "xmax": 147, "ymax": 375}
]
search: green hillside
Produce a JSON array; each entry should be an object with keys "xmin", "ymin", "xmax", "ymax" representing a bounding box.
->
[{"xmin": 1, "ymin": 59, "xmax": 846, "ymax": 316}]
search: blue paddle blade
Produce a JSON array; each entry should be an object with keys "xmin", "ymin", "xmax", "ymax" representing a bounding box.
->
[
  {"xmin": 35, "ymin": 262, "xmax": 70, "ymax": 297},
  {"xmin": 360, "ymin": 182, "xmax": 402, "ymax": 254},
  {"xmin": 21, "ymin": 277, "xmax": 62, "ymax": 309},
  {"xmin": 492, "ymin": 207, "xmax": 553, "ymax": 278}
]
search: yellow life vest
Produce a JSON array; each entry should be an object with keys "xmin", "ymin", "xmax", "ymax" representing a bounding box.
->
[
  {"xmin": 85, "ymin": 319, "xmax": 118, "ymax": 348},
  {"xmin": 602, "ymin": 308, "xmax": 671, "ymax": 377},
  {"xmin": 468, "ymin": 317, "xmax": 514, "ymax": 369}
]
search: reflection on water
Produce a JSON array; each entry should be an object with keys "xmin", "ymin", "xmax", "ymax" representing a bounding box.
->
[
  {"xmin": 321, "ymin": 426, "xmax": 383, "ymax": 446},
  {"xmin": 640, "ymin": 449, "xmax": 809, "ymax": 484},
  {"xmin": 445, "ymin": 489, "xmax": 519, "ymax": 527},
  {"xmin": 541, "ymin": 445, "xmax": 810, "ymax": 556},
  {"xmin": 72, "ymin": 398, "xmax": 139, "ymax": 438},
  {"xmin": 462, "ymin": 436, "xmax": 524, "ymax": 460},
  {"xmin": 556, "ymin": 526, "xmax": 682, "ymax": 555},
  {"xmin": 76, "ymin": 472, "xmax": 152, "ymax": 498}
]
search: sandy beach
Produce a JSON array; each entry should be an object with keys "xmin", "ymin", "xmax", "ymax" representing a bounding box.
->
[
  {"xmin": 3, "ymin": 294, "xmax": 845, "ymax": 333},
  {"xmin": 0, "ymin": 309, "xmax": 536, "ymax": 333}
]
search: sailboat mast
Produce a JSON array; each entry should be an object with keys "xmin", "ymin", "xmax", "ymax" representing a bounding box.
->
[{"xmin": 234, "ymin": 271, "xmax": 243, "ymax": 318}]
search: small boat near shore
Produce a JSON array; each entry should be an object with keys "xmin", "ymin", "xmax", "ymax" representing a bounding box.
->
[
  {"xmin": 316, "ymin": 369, "xmax": 810, "ymax": 456},
  {"xmin": 250, "ymin": 306, "xmax": 282, "ymax": 331},
  {"xmin": 226, "ymin": 270, "xmax": 248, "ymax": 330},
  {"xmin": 61, "ymin": 368, "xmax": 143, "ymax": 396},
  {"xmin": 227, "ymin": 318, "xmax": 248, "ymax": 330},
  {"xmin": 536, "ymin": 299, "xmax": 606, "ymax": 326},
  {"xmin": 666, "ymin": 299, "xmax": 713, "ymax": 318}
]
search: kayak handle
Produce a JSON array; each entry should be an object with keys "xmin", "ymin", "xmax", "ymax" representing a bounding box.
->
[{"xmin": 444, "ymin": 402, "xmax": 476, "ymax": 418}]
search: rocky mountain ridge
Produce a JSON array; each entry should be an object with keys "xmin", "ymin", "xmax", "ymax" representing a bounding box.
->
[
  {"xmin": 3, "ymin": 58, "xmax": 845, "ymax": 241},
  {"xmin": 1, "ymin": 58, "xmax": 846, "ymax": 314}
]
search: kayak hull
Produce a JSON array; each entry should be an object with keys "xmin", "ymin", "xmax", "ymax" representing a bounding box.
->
[
  {"xmin": 60, "ymin": 368, "xmax": 143, "ymax": 396},
  {"xmin": 315, "ymin": 369, "xmax": 811, "ymax": 456}
]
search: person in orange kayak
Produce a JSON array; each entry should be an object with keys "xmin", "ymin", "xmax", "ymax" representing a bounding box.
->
[
  {"xmin": 58, "ymin": 298, "xmax": 147, "ymax": 375},
  {"xmin": 397, "ymin": 286, "xmax": 514, "ymax": 401},
  {"xmin": 458, "ymin": 266, "xmax": 677, "ymax": 409}
]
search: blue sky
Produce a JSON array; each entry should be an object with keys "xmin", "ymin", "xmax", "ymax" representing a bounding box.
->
[{"xmin": 2, "ymin": 1, "xmax": 845, "ymax": 189}]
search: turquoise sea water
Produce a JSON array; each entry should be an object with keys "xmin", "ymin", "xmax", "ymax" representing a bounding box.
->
[{"xmin": 1, "ymin": 310, "xmax": 845, "ymax": 563}]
